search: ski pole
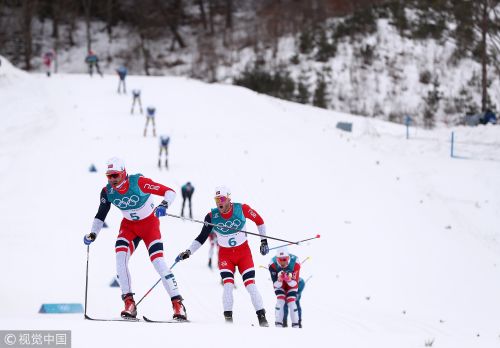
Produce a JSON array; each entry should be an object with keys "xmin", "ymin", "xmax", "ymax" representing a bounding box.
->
[
  {"xmin": 136, "ymin": 261, "xmax": 178, "ymax": 307},
  {"xmin": 166, "ymin": 213, "xmax": 303, "ymax": 245},
  {"xmin": 269, "ymin": 234, "xmax": 321, "ymax": 251},
  {"xmin": 304, "ymin": 275, "xmax": 313, "ymax": 283},
  {"xmin": 84, "ymin": 246, "xmax": 90, "ymax": 318}
]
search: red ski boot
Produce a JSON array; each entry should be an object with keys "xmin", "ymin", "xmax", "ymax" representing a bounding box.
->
[
  {"xmin": 171, "ymin": 298, "xmax": 187, "ymax": 320},
  {"xmin": 121, "ymin": 293, "xmax": 137, "ymax": 319}
]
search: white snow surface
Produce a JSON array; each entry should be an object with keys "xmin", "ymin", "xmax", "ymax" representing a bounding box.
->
[{"xmin": 1, "ymin": 57, "xmax": 500, "ymax": 348}]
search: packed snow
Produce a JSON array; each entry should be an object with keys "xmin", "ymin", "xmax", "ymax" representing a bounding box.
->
[{"xmin": 1, "ymin": 57, "xmax": 499, "ymax": 348}]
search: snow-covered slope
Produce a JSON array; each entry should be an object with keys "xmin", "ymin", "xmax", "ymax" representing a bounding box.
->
[{"xmin": 1, "ymin": 57, "xmax": 500, "ymax": 348}]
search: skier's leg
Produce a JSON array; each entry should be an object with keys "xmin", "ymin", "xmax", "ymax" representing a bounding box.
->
[
  {"xmin": 115, "ymin": 226, "xmax": 141, "ymax": 296},
  {"xmin": 296, "ymin": 299, "xmax": 302, "ymax": 327},
  {"xmin": 144, "ymin": 118, "xmax": 150, "ymax": 137},
  {"xmin": 238, "ymin": 249, "xmax": 264, "ymax": 312},
  {"xmin": 283, "ymin": 300, "xmax": 289, "ymax": 327},
  {"xmin": 188, "ymin": 196, "xmax": 192, "ymax": 218},
  {"xmin": 141, "ymin": 218, "xmax": 182, "ymax": 300},
  {"xmin": 219, "ymin": 248, "xmax": 236, "ymax": 313},
  {"xmin": 96, "ymin": 63, "xmax": 103, "ymax": 77},
  {"xmin": 158, "ymin": 146, "xmax": 163, "ymax": 168},
  {"xmin": 275, "ymin": 297, "xmax": 286, "ymax": 326},
  {"xmin": 181, "ymin": 197, "xmax": 186, "ymax": 217},
  {"xmin": 145, "ymin": 231, "xmax": 187, "ymax": 319},
  {"xmin": 115, "ymin": 222, "xmax": 142, "ymax": 318},
  {"xmin": 286, "ymin": 298, "xmax": 300, "ymax": 328}
]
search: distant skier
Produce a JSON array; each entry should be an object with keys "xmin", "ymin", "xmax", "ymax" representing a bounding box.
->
[
  {"xmin": 268, "ymin": 248, "xmax": 301, "ymax": 328},
  {"xmin": 116, "ymin": 65, "xmax": 127, "ymax": 94},
  {"xmin": 207, "ymin": 231, "xmax": 217, "ymax": 269},
  {"xmin": 83, "ymin": 157, "xmax": 187, "ymax": 320},
  {"xmin": 85, "ymin": 50, "xmax": 103, "ymax": 77},
  {"xmin": 175, "ymin": 186, "xmax": 270, "ymax": 327},
  {"xmin": 131, "ymin": 89, "xmax": 143, "ymax": 114},
  {"xmin": 144, "ymin": 106, "xmax": 157, "ymax": 137},
  {"xmin": 180, "ymin": 182, "xmax": 194, "ymax": 218},
  {"xmin": 42, "ymin": 50, "xmax": 54, "ymax": 77},
  {"xmin": 158, "ymin": 135, "xmax": 170, "ymax": 169}
]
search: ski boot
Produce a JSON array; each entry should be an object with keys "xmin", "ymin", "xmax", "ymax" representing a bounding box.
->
[
  {"xmin": 171, "ymin": 297, "xmax": 187, "ymax": 320},
  {"xmin": 256, "ymin": 309, "xmax": 269, "ymax": 327},
  {"xmin": 121, "ymin": 293, "xmax": 137, "ymax": 318},
  {"xmin": 224, "ymin": 311, "xmax": 233, "ymax": 323}
]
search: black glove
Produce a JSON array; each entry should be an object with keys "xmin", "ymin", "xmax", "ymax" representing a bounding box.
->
[
  {"xmin": 260, "ymin": 239, "xmax": 269, "ymax": 255},
  {"xmin": 176, "ymin": 250, "xmax": 191, "ymax": 262}
]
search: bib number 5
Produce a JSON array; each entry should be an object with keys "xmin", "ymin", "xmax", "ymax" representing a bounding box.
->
[{"xmin": 130, "ymin": 212, "xmax": 139, "ymax": 220}]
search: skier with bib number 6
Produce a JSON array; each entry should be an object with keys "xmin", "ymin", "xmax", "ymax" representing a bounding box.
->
[
  {"xmin": 176, "ymin": 186, "xmax": 270, "ymax": 327},
  {"xmin": 83, "ymin": 157, "xmax": 187, "ymax": 320}
]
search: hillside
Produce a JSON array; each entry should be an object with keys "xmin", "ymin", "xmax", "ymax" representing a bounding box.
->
[{"xmin": 1, "ymin": 1, "xmax": 498, "ymax": 127}]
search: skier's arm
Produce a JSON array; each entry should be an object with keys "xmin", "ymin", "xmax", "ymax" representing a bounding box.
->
[
  {"xmin": 269, "ymin": 264, "xmax": 282, "ymax": 288},
  {"xmin": 138, "ymin": 176, "xmax": 176, "ymax": 207},
  {"xmin": 242, "ymin": 204, "xmax": 266, "ymax": 239},
  {"xmin": 286, "ymin": 263, "xmax": 301, "ymax": 288},
  {"xmin": 176, "ymin": 213, "xmax": 213, "ymax": 261},
  {"xmin": 187, "ymin": 213, "xmax": 213, "ymax": 255},
  {"xmin": 91, "ymin": 188, "xmax": 111, "ymax": 237}
]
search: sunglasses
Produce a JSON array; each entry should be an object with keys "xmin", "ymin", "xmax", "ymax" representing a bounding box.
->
[
  {"xmin": 106, "ymin": 173, "xmax": 121, "ymax": 179},
  {"xmin": 277, "ymin": 257, "xmax": 290, "ymax": 263},
  {"xmin": 214, "ymin": 196, "xmax": 228, "ymax": 204}
]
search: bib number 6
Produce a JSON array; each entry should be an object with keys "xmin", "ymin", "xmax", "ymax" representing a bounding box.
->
[{"xmin": 228, "ymin": 237, "xmax": 237, "ymax": 247}]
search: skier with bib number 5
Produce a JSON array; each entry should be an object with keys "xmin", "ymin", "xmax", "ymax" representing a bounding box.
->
[
  {"xmin": 83, "ymin": 157, "xmax": 187, "ymax": 320},
  {"xmin": 176, "ymin": 186, "xmax": 270, "ymax": 327}
]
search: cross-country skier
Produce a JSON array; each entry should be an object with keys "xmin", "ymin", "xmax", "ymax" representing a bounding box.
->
[
  {"xmin": 176, "ymin": 186, "xmax": 270, "ymax": 327},
  {"xmin": 131, "ymin": 89, "xmax": 143, "ymax": 114},
  {"xmin": 180, "ymin": 181, "xmax": 194, "ymax": 218},
  {"xmin": 268, "ymin": 247, "xmax": 301, "ymax": 328},
  {"xmin": 144, "ymin": 106, "xmax": 156, "ymax": 137},
  {"xmin": 116, "ymin": 65, "xmax": 127, "ymax": 94},
  {"xmin": 42, "ymin": 50, "xmax": 54, "ymax": 77},
  {"xmin": 207, "ymin": 231, "xmax": 217, "ymax": 269},
  {"xmin": 158, "ymin": 135, "xmax": 170, "ymax": 169},
  {"xmin": 83, "ymin": 157, "xmax": 187, "ymax": 320},
  {"xmin": 85, "ymin": 50, "xmax": 103, "ymax": 77}
]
